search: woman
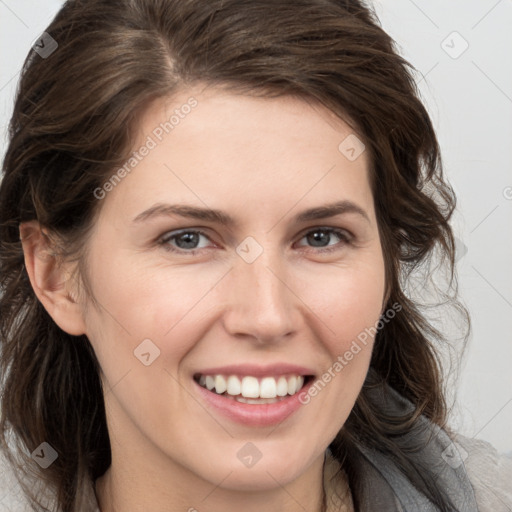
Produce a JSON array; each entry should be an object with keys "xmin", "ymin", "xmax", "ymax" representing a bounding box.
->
[{"xmin": 0, "ymin": 0, "xmax": 510, "ymax": 511}]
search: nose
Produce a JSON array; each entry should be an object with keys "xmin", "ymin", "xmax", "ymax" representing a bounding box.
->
[{"xmin": 221, "ymin": 245, "xmax": 299, "ymax": 344}]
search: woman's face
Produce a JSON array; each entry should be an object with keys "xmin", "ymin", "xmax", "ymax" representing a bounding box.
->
[{"xmin": 79, "ymin": 86, "xmax": 386, "ymax": 491}]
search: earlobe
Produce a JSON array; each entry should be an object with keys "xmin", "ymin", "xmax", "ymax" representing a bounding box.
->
[{"xmin": 19, "ymin": 221, "xmax": 87, "ymax": 336}]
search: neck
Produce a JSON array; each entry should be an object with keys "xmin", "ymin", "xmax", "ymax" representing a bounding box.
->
[
  {"xmin": 94, "ymin": 394, "xmax": 352, "ymax": 512},
  {"xmin": 95, "ymin": 449, "xmax": 352, "ymax": 512}
]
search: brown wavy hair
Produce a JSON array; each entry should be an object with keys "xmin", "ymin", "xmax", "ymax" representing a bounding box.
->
[{"xmin": 0, "ymin": 0, "xmax": 469, "ymax": 510}]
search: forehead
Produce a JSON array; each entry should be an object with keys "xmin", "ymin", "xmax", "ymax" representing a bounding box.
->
[
  {"xmin": 98, "ymin": 85, "xmax": 374, "ymax": 225},
  {"xmin": 139, "ymin": 85, "xmax": 363, "ymax": 151}
]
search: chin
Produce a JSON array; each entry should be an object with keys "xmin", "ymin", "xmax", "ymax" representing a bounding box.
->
[
  {"xmin": 215, "ymin": 466, "xmax": 302, "ymax": 492},
  {"xmin": 198, "ymin": 447, "xmax": 310, "ymax": 491}
]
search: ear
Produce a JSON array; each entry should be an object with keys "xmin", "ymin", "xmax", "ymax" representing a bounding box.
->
[{"xmin": 19, "ymin": 221, "xmax": 86, "ymax": 336}]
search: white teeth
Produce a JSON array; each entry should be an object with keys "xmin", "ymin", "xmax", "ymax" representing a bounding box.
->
[
  {"xmin": 214, "ymin": 375, "xmax": 227, "ymax": 394},
  {"xmin": 227, "ymin": 375, "xmax": 241, "ymax": 396},
  {"xmin": 260, "ymin": 377, "xmax": 277, "ymax": 399},
  {"xmin": 276, "ymin": 376, "xmax": 288, "ymax": 396},
  {"xmin": 205, "ymin": 375, "xmax": 215, "ymax": 391},
  {"xmin": 198, "ymin": 373, "xmax": 307, "ymax": 399},
  {"xmin": 287, "ymin": 376, "xmax": 297, "ymax": 395},
  {"xmin": 241, "ymin": 376, "xmax": 260, "ymax": 398},
  {"xmin": 233, "ymin": 396, "xmax": 279, "ymax": 404}
]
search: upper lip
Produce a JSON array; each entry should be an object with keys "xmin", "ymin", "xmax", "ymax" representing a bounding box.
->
[{"xmin": 194, "ymin": 363, "xmax": 316, "ymax": 378}]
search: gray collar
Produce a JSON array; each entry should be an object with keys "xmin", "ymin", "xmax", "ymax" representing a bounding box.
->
[{"xmin": 341, "ymin": 382, "xmax": 478, "ymax": 511}]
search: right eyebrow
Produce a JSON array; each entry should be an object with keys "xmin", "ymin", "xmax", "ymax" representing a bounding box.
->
[{"xmin": 132, "ymin": 204, "xmax": 235, "ymax": 226}]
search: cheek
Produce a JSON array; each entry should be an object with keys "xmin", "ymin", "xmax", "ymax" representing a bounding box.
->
[
  {"xmin": 296, "ymin": 261, "xmax": 386, "ymax": 424},
  {"xmin": 80, "ymin": 259, "xmax": 223, "ymax": 434},
  {"xmin": 303, "ymin": 257, "xmax": 386, "ymax": 354},
  {"xmin": 82, "ymin": 253, "xmax": 230, "ymax": 370}
]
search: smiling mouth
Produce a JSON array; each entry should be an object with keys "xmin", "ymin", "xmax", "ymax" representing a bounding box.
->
[{"xmin": 193, "ymin": 373, "xmax": 314, "ymax": 404}]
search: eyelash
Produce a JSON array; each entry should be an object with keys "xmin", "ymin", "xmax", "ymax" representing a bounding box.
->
[{"xmin": 158, "ymin": 227, "xmax": 353, "ymax": 255}]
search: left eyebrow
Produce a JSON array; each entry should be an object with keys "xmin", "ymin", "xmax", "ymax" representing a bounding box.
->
[
  {"xmin": 294, "ymin": 200, "xmax": 370, "ymax": 224},
  {"xmin": 132, "ymin": 200, "xmax": 370, "ymax": 226}
]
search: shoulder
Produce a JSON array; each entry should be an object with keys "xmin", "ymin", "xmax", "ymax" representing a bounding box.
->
[
  {"xmin": 0, "ymin": 446, "xmax": 100, "ymax": 512},
  {"xmin": 358, "ymin": 381, "xmax": 509, "ymax": 510},
  {"xmin": 452, "ymin": 433, "xmax": 512, "ymax": 511},
  {"xmin": 0, "ymin": 447, "xmax": 33, "ymax": 511}
]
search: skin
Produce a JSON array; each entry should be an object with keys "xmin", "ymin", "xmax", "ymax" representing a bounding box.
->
[{"xmin": 20, "ymin": 84, "xmax": 386, "ymax": 512}]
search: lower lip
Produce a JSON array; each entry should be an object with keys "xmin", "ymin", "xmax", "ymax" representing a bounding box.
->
[{"xmin": 194, "ymin": 378, "xmax": 313, "ymax": 427}]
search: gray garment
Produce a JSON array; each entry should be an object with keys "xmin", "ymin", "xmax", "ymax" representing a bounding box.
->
[
  {"xmin": 344, "ymin": 425, "xmax": 479, "ymax": 511},
  {"xmin": 344, "ymin": 382, "xmax": 480, "ymax": 511},
  {"xmin": 1, "ymin": 385, "xmax": 511, "ymax": 511}
]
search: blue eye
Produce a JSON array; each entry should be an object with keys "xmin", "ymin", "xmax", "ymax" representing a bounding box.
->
[
  {"xmin": 296, "ymin": 228, "xmax": 351, "ymax": 252},
  {"xmin": 159, "ymin": 230, "xmax": 212, "ymax": 254},
  {"xmin": 159, "ymin": 227, "xmax": 351, "ymax": 255}
]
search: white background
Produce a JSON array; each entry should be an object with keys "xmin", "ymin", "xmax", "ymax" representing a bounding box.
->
[{"xmin": 1, "ymin": 0, "xmax": 511, "ymax": 456}]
